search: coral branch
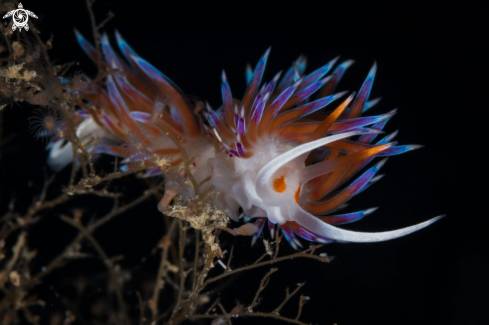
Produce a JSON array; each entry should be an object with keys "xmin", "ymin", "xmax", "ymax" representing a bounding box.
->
[
  {"xmin": 248, "ymin": 268, "xmax": 278, "ymax": 312},
  {"xmin": 273, "ymin": 282, "xmax": 306, "ymax": 315},
  {"xmin": 204, "ymin": 245, "xmax": 330, "ymax": 287},
  {"xmin": 151, "ymin": 219, "xmax": 177, "ymax": 322},
  {"xmin": 60, "ymin": 215, "xmax": 130, "ymax": 325}
]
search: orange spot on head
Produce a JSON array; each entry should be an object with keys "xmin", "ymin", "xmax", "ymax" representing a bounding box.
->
[
  {"xmin": 273, "ymin": 175, "xmax": 287, "ymax": 192},
  {"xmin": 294, "ymin": 186, "xmax": 301, "ymax": 204}
]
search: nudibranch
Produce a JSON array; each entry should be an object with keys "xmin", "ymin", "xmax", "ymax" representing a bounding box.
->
[
  {"xmin": 45, "ymin": 32, "xmax": 443, "ymax": 247},
  {"xmin": 206, "ymin": 50, "xmax": 443, "ymax": 247}
]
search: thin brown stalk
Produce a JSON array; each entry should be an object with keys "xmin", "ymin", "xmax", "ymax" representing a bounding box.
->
[
  {"xmin": 170, "ymin": 244, "xmax": 218, "ymax": 324},
  {"xmin": 218, "ymin": 303, "xmax": 232, "ymax": 325},
  {"xmin": 253, "ymin": 253, "xmax": 268, "ymax": 265},
  {"xmin": 198, "ymin": 175, "xmax": 211, "ymax": 187},
  {"xmin": 173, "ymin": 220, "xmax": 187, "ymax": 317},
  {"xmin": 151, "ymin": 219, "xmax": 177, "ymax": 323},
  {"xmin": 136, "ymin": 291, "xmax": 145, "ymax": 325},
  {"xmin": 205, "ymin": 298, "xmax": 219, "ymax": 315},
  {"xmin": 295, "ymin": 295, "xmax": 309, "ymax": 321},
  {"xmin": 33, "ymin": 189, "xmax": 156, "ymax": 281},
  {"xmin": 60, "ymin": 216, "xmax": 130, "ymax": 325},
  {"xmin": 27, "ymin": 20, "xmax": 52, "ymax": 71},
  {"xmin": 273, "ymin": 282, "xmax": 306, "ymax": 315},
  {"xmin": 59, "ymin": 61, "xmax": 75, "ymax": 77},
  {"xmin": 88, "ymin": 183, "xmax": 161, "ymax": 231},
  {"xmin": 248, "ymin": 268, "xmax": 278, "ymax": 312},
  {"xmin": 69, "ymin": 136, "xmax": 78, "ymax": 186},
  {"xmin": 189, "ymin": 311, "xmax": 311, "ymax": 325},
  {"xmin": 273, "ymin": 230, "xmax": 282, "ymax": 260},
  {"xmin": 204, "ymin": 245, "xmax": 328, "ymax": 287},
  {"xmin": 96, "ymin": 12, "xmax": 115, "ymax": 31},
  {"xmin": 192, "ymin": 229, "xmax": 200, "ymax": 290},
  {"xmin": 85, "ymin": 0, "xmax": 102, "ymax": 72},
  {"xmin": 225, "ymin": 245, "xmax": 234, "ymax": 271}
]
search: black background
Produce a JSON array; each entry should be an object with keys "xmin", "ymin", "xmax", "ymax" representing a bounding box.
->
[{"xmin": 0, "ymin": 1, "xmax": 487, "ymax": 325}]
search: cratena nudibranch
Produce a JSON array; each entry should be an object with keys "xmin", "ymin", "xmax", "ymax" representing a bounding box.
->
[{"xmin": 45, "ymin": 32, "xmax": 444, "ymax": 248}]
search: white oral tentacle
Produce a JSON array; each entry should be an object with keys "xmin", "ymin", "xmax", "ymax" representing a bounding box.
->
[
  {"xmin": 292, "ymin": 203, "xmax": 445, "ymax": 243},
  {"xmin": 255, "ymin": 130, "xmax": 370, "ymax": 200}
]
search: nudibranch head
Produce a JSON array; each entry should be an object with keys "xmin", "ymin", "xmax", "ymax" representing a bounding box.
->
[{"xmin": 206, "ymin": 49, "xmax": 444, "ymax": 247}]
